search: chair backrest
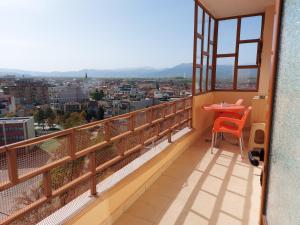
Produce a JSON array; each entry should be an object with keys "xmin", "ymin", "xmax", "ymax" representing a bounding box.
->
[
  {"xmin": 235, "ymin": 99, "xmax": 244, "ymax": 105},
  {"xmin": 239, "ymin": 106, "xmax": 252, "ymax": 129}
]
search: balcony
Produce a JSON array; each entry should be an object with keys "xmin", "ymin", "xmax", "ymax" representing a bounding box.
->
[
  {"xmin": 0, "ymin": 92, "xmax": 265, "ymax": 225},
  {"xmin": 0, "ymin": 0, "xmax": 281, "ymax": 224}
]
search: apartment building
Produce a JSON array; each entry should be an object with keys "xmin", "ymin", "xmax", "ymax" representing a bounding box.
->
[
  {"xmin": 3, "ymin": 79, "xmax": 49, "ymax": 105},
  {"xmin": 0, "ymin": 117, "xmax": 35, "ymax": 146},
  {"xmin": 0, "ymin": 93, "xmax": 16, "ymax": 116},
  {"xmin": 49, "ymin": 83, "xmax": 89, "ymax": 104}
]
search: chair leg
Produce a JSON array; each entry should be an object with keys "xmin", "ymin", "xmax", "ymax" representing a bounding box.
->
[
  {"xmin": 241, "ymin": 132, "xmax": 244, "ymax": 148},
  {"xmin": 239, "ymin": 137, "xmax": 243, "ymax": 157},
  {"xmin": 211, "ymin": 132, "xmax": 215, "ymax": 154},
  {"xmin": 214, "ymin": 132, "xmax": 218, "ymax": 146}
]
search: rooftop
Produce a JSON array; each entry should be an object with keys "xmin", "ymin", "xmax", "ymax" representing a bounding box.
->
[{"xmin": 0, "ymin": 117, "xmax": 33, "ymax": 124}]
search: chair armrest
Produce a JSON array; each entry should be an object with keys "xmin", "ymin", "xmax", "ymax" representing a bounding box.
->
[{"xmin": 214, "ymin": 116, "xmax": 241, "ymax": 128}]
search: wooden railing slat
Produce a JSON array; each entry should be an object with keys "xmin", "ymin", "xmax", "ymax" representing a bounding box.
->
[{"xmin": 6, "ymin": 148, "xmax": 18, "ymax": 184}]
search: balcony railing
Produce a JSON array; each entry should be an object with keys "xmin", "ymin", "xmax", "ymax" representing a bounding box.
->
[{"xmin": 0, "ymin": 97, "xmax": 192, "ymax": 225}]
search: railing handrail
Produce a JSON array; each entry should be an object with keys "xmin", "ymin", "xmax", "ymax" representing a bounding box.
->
[{"xmin": 0, "ymin": 96, "xmax": 192, "ymax": 225}]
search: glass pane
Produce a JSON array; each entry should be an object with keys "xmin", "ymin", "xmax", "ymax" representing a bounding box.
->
[
  {"xmin": 217, "ymin": 19, "xmax": 237, "ymax": 54},
  {"xmin": 210, "ymin": 18, "xmax": 215, "ymax": 41},
  {"xmin": 202, "ymin": 56, "xmax": 208, "ymax": 92},
  {"xmin": 215, "ymin": 57, "xmax": 235, "ymax": 89},
  {"xmin": 237, "ymin": 68, "xmax": 258, "ymax": 90},
  {"xmin": 195, "ymin": 67, "xmax": 201, "ymax": 94},
  {"xmin": 203, "ymin": 13, "xmax": 209, "ymax": 52},
  {"xmin": 240, "ymin": 16, "xmax": 262, "ymax": 40},
  {"xmin": 197, "ymin": 38, "xmax": 202, "ymax": 64},
  {"xmin": 197, "ymin": 7, "xmax": 203, "ymax": 34},
  {"xmin": 238, "ymin": 43, "xmax": 258, "ymax": 65},
  {"xmin": 209, "ymin": 44, "xmax": 213, "ymax": 66},
  {"xmin": 208, "ymin": 69, "xmax": 212, "ymax": 91}
]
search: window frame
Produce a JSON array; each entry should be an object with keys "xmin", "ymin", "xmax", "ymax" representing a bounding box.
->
[
  {"xmin": 192, "ymin": 4, "xmax": 265, "ymax": 95},
  {"xmin": 214, "ymin": 13, "xmax": 265, "ymax": 92},
  {"xmin": 192, "ymin": 1, "xmax": 216, "ymax": 95}
]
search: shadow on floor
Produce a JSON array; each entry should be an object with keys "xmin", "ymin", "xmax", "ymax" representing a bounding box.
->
[{"xmin": 114, "ymin": 131, "xmax": 262, "ymax": 225}]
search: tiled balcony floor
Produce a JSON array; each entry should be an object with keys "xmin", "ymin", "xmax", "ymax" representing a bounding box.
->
[{"xmin": 114, "ymin": 131, "xmax": 262, "ymax": 225}]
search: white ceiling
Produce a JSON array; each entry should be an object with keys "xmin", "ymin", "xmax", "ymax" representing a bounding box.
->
[{"xmin": 200, "ymin": 0, "xmax": 275, "ymax": 18}]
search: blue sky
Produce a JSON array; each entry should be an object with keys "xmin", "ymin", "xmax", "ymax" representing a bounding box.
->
[{"xmin": 0, "ymin": 0, "xmax": 194, "ymax": 72}]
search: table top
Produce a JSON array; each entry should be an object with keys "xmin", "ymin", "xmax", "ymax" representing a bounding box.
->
[{"xmin": 203, "ymin": 103, "xmax": 245, "ymax": 112}]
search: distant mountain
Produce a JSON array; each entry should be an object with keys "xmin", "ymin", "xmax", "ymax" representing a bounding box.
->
[
  {"xmin": 0, "ymin": 63, "xmax": 193, "ymax": 78},
  {"xmin": 0, "ymin": 64, "xmax": 246, "ymax": 79}
]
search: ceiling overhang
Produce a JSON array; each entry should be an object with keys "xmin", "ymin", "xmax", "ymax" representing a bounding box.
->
[{"xmin": 199, "ymin": 0, "xmax": 275, "ymax": 18}]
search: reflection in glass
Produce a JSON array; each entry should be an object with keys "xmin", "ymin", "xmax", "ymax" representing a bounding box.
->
[
  {"xmin": 215, "ymin": 57, "xmax": 235, "ymax": 89},
  {"xmin": 209, "ymin": 44, "xmax": 213, "ymax": 66},
  {"xmin": 197, "ymin": 38, "xmax": 202, "ymax": 64},
  {"xmin": 208, "ymin": 69, "xmax": 212, "ymax": 91},
  {"xmin": 217, "ymin": 19, "xmax": 237, "ymax": 54},
  {"xmin": 210, "ymin": 19, "xmax": 215, "ymax": 41},
  {"xmin": 203, "ymin": 13, "xmax": 209, "ymax": 52},
  {"xmin": 195, "ymin": 68, "xmax": 201, "ymax": 94},
  {"xmin": 202, "ymin": 56, "xmax": 208, "ymax": 92},
  {"xmin": 238, "ymin": 43, "xmax": 258, "ymax": 65},
  {"xmin": 237, "ymin": 68, "xmax": 258, "ymax": 90},
  {"xmin": 240, "ymin": 16, "xmax": 262, "ymax": 40},
  {"xmin": 197, "ymin": 7, "xmax": 203, "ymax": 34}
]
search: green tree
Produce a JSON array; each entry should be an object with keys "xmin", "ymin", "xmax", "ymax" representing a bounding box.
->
[
  {"xmin": 63, "ymin": 112, "xmax": 86, "ymax": 129},
  {"xmin": 97, "ymin": 106, "xmax": 105, "ymax": 120},
  {"xmin": 44, "ymin": 108, "xmax": 56, "ymax": 128},
  {"xmin": 44, "ymin": 107, "xmax": 55, "ymax": 118},
  {"xmin": 90, "ymin": 89, "xmax": 105, "ymax": 101},
  {"xmin": 34, "ymin": 109, "xmax": 45, "ymax": 126}
]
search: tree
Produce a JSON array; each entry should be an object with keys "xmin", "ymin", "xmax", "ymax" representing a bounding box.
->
[
  {"xmin": 90, "ymin": 89, "xmax": 105, "ymax": 101},
  {"xmin": 63, "ymin": 112, "xmax": 86, "ymax": 129},
  {"xmin": 44, "ymin": 108, "xmax": 56, "ymax": 128},
  {"xmin": 97, "ymin": 106, "xmax": 105, "ymax": 120},
  {"xmin": 44, "ymin": 107, "xmax": 55, "ymax": 118},
  {"xmin": 34, "ymin": 109, "xmax": 45, "ymax": 127},
  {"xmin": 47, "ymin": 116, "xmax": 56, "ymax": 128}
]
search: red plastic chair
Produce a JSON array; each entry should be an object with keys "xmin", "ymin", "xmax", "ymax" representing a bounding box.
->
[{"xmin": 211, "ymin": 106, "xmax": 252, "ymax": 156}]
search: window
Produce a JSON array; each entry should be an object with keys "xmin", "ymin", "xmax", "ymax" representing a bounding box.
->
[
  {"xmin": 202, "ymin": 55, "xmax": 208, "ymax": 92},
  {"xmin": 195, "ymin": 68, "xmax": 201, "ymax": 94},
  {"xmin": 193, "ymin": 5, "xmax": 263, "ymax": 93},
  {"xmin": 196, "ymin": 38, "xmax": 202, "ymax": 64},
  {"xmin": 240, "ymin": 16, "xmax": 262, "ymax": 40},
  {"xmin": 217, "ymin": 19, "xmax": 237, "ymax": 54},
  {"xmin": 193, "ymin": 2, "xmax": 215, "ymax": 95},
  {"xmin": 238, "ymin": 43, "xmax": 258, "ymax": 65},
  {"xmin": 237, "ymin": 68, "xmax": 258, "ymax": 90},
  {"xmin": 215, "ymin": 57, "xmax": 235, "ymax": 90},
  {"xmin": 215, "ymin": 14, "xmax": 263, "ymax": 91}
]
